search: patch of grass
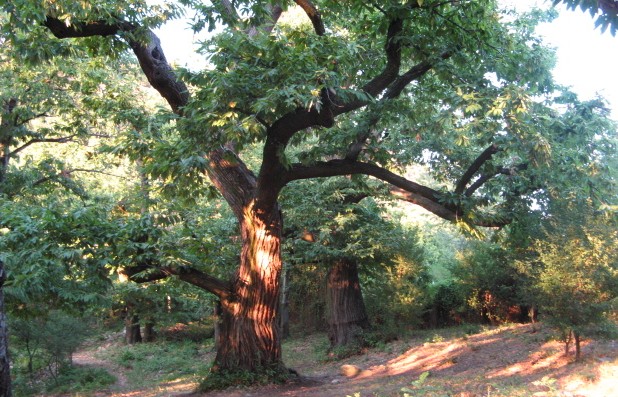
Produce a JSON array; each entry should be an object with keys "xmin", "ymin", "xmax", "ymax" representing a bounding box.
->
[
  {"xmin": 45, "ymin": 366, "xmax": 116, "ymax": 394},
  {"xmin": 159, "ymin": 322, "xmax": 215, "ymax": 342},
  {"xmin": 98, "ymin": 339, "xmax": 213, "ymax": 388},
  {"xmin": 326, "ymin": 342, "xmax": 365, "ymax": 360},
  {"xmin": 198, "ymin": 365, "xmax": 291, "ymax": 391}
]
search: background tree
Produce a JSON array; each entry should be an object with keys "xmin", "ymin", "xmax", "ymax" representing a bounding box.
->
[
  {"xmin": 528, "ymin": 212, "xmax": 618, "ymax": 360},
  {"xmin": 282, "ymin": 176, "xmax": 426, "ymax": 351},
  {"xmin": 452, "ymin": 240, "xmax": 529, "ymax": 324}
]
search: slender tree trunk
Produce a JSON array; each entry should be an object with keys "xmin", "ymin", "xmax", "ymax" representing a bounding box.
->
[
  {"xmin": 574, "ymin": 331, "xmax": 581, "ymax": 361},
  {"xmin": 0, "ymin": 261, "xmax": 12, "ymax": 397},
  {"xmin": 279, "ymin": 262, "xmax": 290, "ymax": 339},
  {"xmin": 326, "ymin": 259, "xmax": 370, "ymax": 349},
  {"xmin": 214, "ymin": 300, "xmax": 222, "ymax": 351},
  {"xmin": 564, "ymin": 330, "xmax": 572, "ymax": 356},
  {"xmin": 213, "ymin": 205, "xmax": 284, "ymax": 372}
]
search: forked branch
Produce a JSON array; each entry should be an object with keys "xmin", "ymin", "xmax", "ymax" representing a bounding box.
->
[{"xmin": 455, "ymin": 143, "xmax": 501, "ymax": 195}]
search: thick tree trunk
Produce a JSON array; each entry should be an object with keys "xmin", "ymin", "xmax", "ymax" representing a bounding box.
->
[
  {"xmin": 213, "ymin": 205, "xmax": 284, "ymax": 372},
  {"xmin": 326, "ymin": 259, "xmax": 370, "ymax": 349},
  {"xmin": 0, "ymin": 261, "xmax": 12, "ymax": 397}
]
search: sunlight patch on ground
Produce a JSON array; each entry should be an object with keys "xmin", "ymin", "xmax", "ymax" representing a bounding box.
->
[
  {"xmin": 108, "ymin": 377, "xmax": 198, "ymax": 397},
  {"xmin": 563, "ymin": 360, "xmax": 618, "ymax": 397},
  {"xmin": 360, "ymin": 340, "xmax": 467, "ymax": 376}
]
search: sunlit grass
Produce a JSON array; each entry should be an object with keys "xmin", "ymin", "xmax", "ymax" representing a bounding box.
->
[{"xmin": 95, "ymin": 338, "xmax": 214, "ymax": 389}]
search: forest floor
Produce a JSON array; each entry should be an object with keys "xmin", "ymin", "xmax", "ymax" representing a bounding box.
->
[{"xmin": 62, "ymin": 323, "xmax": 618, "ymax": 397}]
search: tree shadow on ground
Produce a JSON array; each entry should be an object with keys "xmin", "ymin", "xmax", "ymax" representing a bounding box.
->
[{"xmin": 198, "ymin": 323, "xmax": 618, "ymax": 397}]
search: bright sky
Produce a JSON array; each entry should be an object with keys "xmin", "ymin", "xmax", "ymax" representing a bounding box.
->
[
  {"xmin": 156, "ymin": 0, "xmax": 618, "ymax": 119},
  {"xmin": 505, "ymin": 0, "xmax": 618, "ymax": 119}
]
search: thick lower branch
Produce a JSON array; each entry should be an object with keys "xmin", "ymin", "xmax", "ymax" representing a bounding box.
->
[
  {"xmin": 44, "ymin": 17, "xmax": 127, "ymax": 37},
  {"xmin": 287, "ymin": 160, "xmax": 510, "ymax": 227},
  {"xmin": 287, "ymin": 159, "xmax": 441, "ymax": 202},
  {"xmin": 120, "ymin": 264, "xmax": 233, "ymax": 300}
]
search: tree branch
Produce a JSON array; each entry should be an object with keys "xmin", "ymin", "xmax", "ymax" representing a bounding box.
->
[
  {"xmin": 455, "ymin": 143, "xmax": 500, "ymax": 195},
  {"xmin": 287, "ymin": 159, "xmax": 442, "ymax": 202},
  {"xmin": 30, "ymin": 168, "xmax": 128, "ymax": 189},
  {"xmin": 294, "ymin": 0, "xmax": 325, "ymax": 36},
  {"xmin": 44, "ymin": 16, "xmax": 128, "ymax": 37},
  {"xmin": 344, "ymin": 51, "xmax": 452, "ymax": 161},
  {"xmin": 16, "ymin": 112, "xmax": 48, "ymax": 126},
  {"xmin": 286, "ymin": 159, "xmax": 511, "ymax": 227},
  {"xmin": 361, "ymin": 18, "xmax": 404, "ymax": 97},
  {"xmin": 44, "ymin": 17, "xmax": 189, "ymax": 114},
  {"xmin": 464, "ymin": 163, "xmax": 528, "ymax": 197},
  {"xmin": 384, "ymin": 50, "xmax": 452, "ymax": 99},
  {"xmin": 287, "ymin": 159, "xmax": 459, "ymax": 220},
  {"xmin": 389, "ymin": 186, "xmax": 459, "ymax": 221},
  {"xmin": 120, "ymin": 264, "xmax": 234, "ymax": 300},
  {"xmin": 10, "ymin": 135, "xmax": 77, "ymax": 157}
]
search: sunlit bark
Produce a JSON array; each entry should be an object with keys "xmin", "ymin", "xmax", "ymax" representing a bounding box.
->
[{"xmin": 215, "ymin": 203, "xmax": 283, "ymax": 371}]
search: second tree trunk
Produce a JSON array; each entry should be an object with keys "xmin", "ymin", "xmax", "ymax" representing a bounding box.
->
[{"xmin": 326, "ymin": 259, "xmax": 370, "ymax": 349}]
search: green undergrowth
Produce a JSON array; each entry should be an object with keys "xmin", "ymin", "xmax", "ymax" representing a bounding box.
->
[
  {"xmin": 45, "ymin": 366, "xmax": 117, "ymax": 395},
  {"xmin": 13, "ymin": 366, "xmax": 116, "ymax": 397},
  {"xmin": 97, "ymin": 338, "xmax": 213, "ymax": 388},
  {"xmin": 198, "ymin": 365, "xmax": 293, "ymax": 392}
]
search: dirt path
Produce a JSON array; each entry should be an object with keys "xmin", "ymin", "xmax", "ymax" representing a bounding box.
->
[
  {"xmin": 68, "ymin": 324, "xmax": 618, "ymax": 397},
  {"xmin": 72, "ymin": 349, "xmax": 129, "ymax": 389},
  {"xmin": 70, "ymin": 343, "xmax": 198, "ymax": 397}
]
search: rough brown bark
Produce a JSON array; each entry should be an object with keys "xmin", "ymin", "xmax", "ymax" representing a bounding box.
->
[
  {"xmin": 326, "ymin": 259, "xmax": 370, "ymax": 349},
  {"xmin": 143, "ymin": 321, "xmax": 155, "ymax": 342},
  {"xmin": 213, "ymin": 204, "xmax": 284, "ymax": 372},
  {"xmin": 125, "ymin": 314, "xmax": 142, "ymax": 344},
  {"xmin": 0, "ymin": 261, "xmax": 11, "ymax": 397}
]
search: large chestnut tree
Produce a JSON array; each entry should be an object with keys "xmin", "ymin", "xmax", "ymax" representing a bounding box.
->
[{"xmin": 3, "ymin": 0, "xmax": 615, "ymax": 384}]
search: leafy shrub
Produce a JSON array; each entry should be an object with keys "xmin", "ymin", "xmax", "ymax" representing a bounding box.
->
[
  {"xmin": 45, "ymin": 366, "xmax": 116, "ymax": 394},
  {"xmin": 10, "ymin": 311, "xmax": 95, "ymax": 395},
  {"xmin": 10, "ymin": 311, "xmax": 91, "ymax": 380}
]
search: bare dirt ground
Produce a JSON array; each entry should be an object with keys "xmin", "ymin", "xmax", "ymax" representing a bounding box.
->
[{"xmin": 69, "ymin": 323, "xmax": 618, "ymax": 397}]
